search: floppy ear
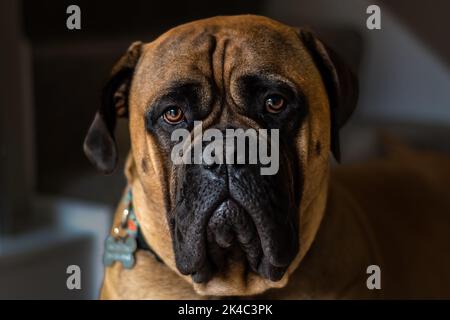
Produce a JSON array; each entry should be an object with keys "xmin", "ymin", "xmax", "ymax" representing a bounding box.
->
[
  {"xmin": 299, "ymin": 30, "xmax": 359, "ymax": 162},
  {"xmin": 83, "ymin": 41, "xmax": 143, "ymax": 174}
]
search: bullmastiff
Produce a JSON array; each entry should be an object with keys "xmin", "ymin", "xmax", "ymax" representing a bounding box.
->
[{"xmin": 84, "ymin": 15, "xmax": 450, "ymax": 299}]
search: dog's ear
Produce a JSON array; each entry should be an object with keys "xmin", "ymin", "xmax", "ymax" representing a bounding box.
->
[
  {"xmin": 299, "ymin": 30, "xmax": 358, "ymax": 162},
  {"xmin": 84, "ymin": 41, "xmax": 143, "ymax": 174}
]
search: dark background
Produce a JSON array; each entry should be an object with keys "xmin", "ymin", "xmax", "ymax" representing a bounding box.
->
[{"xmin": 1, "ymin": 0, "xmax": 449, "ymax": 299}]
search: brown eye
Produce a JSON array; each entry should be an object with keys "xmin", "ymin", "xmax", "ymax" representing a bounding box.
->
[
  {"xmin": 265, "ymin": 94, "xmax": 286, "ymax": 113},
  {"xmin": 163, "ymin": 106, "xmax": 185, "ymax": 124}
]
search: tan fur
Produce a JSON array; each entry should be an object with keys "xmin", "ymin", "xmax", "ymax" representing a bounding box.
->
[{"xmin": 100, "ymin": 15, "xmax": 450, "ymax": 299}]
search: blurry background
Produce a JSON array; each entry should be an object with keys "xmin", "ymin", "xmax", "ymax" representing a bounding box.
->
[{"xmin": 0, "ymin": 0, "xmax": 449, "ymax": 299}]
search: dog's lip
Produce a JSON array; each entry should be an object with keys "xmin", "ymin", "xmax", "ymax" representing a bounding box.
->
[
  {"xmin": 172, "ymin": 190, "xmax": 298, "ymax": 283},
  {"xmin": 211, "ymin": 197, "xmax": 240, "ymax": 214},
  {"xmin": 205, "ymin": 197, "xmax": 292, "ymax": 282},
  {"xmin": 206, "ymin": 197, "xmax": 264, "ymax": 272},
  {"xmin": 207, "ymin": 197, "xmax": 245, "ymax": 248}
]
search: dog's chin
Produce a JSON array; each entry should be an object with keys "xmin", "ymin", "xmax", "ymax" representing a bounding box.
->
[
  {"xmin": 172, "ymin": 195, "xmax": 298, "ymax": 285},
  {"xmin": 191, "ymin": 249, "xmax": 291, "ymax": 297},
  {"xmin": 187, "ymin": 199, "xmax": 292, "ymax": 296},
  {"xmin": 204, "ymin": 199, "xmax": 290, "ymax": 281}
]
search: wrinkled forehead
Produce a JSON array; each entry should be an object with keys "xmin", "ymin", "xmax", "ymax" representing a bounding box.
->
[{"xmin": 132, "ymin": 16, "xmax": 314, "ymax": 106}]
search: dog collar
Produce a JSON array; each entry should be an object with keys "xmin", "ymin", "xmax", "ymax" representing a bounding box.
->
[{"xmin": 103, "ymin": 188, "xmax": 162, "ymax": 269}]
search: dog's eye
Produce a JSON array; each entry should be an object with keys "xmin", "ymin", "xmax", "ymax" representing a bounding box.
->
[
  {"xmin": 265, "ymin": 94, "xmax": 286, "ymax": 113},
  {"xmin": 163, "ymin": 106, "xmax": 185, "ymax": 124}
]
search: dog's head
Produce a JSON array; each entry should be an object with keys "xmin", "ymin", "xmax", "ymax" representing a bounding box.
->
[{"xmin": 84, "ymin": 15, "xmax": 358, "ymax": 296}]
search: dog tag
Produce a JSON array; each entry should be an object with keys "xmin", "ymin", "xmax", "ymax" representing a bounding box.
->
[
  {"xmin": 103, "ymin": 188, "xmax": 140, "ymax": 269},
  {"xmin": 103, "ymin": 235, "xmax": 137, "ymax": 269}
]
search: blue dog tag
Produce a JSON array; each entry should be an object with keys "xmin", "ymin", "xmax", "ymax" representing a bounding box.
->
[{"xmin": 103, "ymin": 235, "xmax": 137, "ymax": 269}]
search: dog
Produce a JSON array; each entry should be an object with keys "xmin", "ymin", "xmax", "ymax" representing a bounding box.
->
[{"xmin": 84, "ymin": 15, "xmax": 450, "ymax": 299}]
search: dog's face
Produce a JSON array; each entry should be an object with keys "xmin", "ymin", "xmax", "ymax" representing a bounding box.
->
[{"xmin": 84, "ymin": 15, "xmax": 357, "ymax": 295}]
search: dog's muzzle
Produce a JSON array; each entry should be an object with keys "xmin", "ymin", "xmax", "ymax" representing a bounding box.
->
[{"xmin": 169, "ymin": 144, "xmax": 301, "ymax": 283}]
